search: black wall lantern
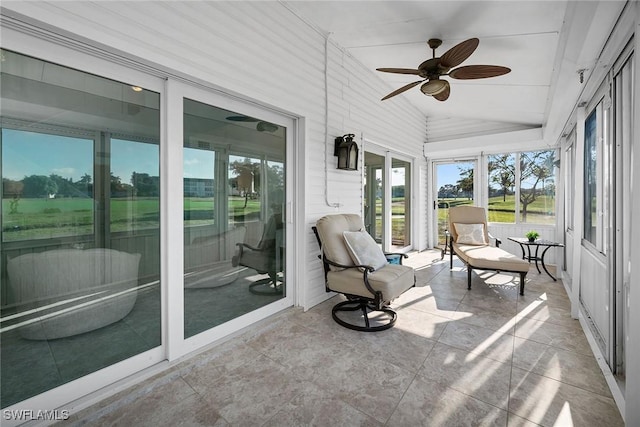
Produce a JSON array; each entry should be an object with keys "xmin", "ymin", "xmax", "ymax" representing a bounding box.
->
[{"xmin": 334, "ymin": 134, "xmax": 359, "ymax": 170}]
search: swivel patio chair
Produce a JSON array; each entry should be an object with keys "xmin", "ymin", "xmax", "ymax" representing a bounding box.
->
[
  {"xmin": 233, "ymin": 212, "xmax": 283, "ymax": 294},
  {"xmin": 313, "ymin": 213, "xmax": 415, "ymax": 332}
]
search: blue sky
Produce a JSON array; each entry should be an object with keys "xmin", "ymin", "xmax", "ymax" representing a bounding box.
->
[
  {"xmin": 3, "ymin": 129, "xmax": 158, "ymax": 183},
  {"xmin": 2, "ymin": 128, "xmax": 262, "ymax": 185},
  {"xmin": 436, "ymin": 162, "xmax": 474, "ymax": 187}
]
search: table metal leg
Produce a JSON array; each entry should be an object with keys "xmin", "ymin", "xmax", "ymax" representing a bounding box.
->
[
  {"xmin": 533, "ymin": 245, "xmax": 541, "ymax": 274},
  {"xmin": 540, "ymin": 246, "xmax": 556, "ymax": 281}
]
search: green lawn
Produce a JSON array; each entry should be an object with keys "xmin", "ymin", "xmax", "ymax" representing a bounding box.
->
[
  {"xmin": 3, "ymin": 194, "xmax": 554, "ymax": 243},
  {"xmin": 436, "ymin": 195, "xmax": 555, "ymax": 244},
  {"xmin": 2, "ymin": 196, "xmax": 268, "ymax": 241}
]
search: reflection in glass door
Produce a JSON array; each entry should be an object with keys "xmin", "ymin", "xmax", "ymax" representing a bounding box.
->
[
  {"xmin": 183, "ymin": 99, "xmax": 286, "ymax": 338},
  {"xmin": 391, "ymin": 158, "xmax": 411, "ymax": 250},
  {"xmin": 0, "ymin": 49, "xmax": 161, "ymax": 408},
  {"xmin": 435, "ymin": 161, "xmax": 475, "ymax": 246}
]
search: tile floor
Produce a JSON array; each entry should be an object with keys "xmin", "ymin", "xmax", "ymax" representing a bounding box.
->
[{"xmin": 60, "ymin": 250, "xmax": 623, "ymax": 426}]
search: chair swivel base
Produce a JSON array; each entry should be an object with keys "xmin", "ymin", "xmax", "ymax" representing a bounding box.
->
[
  {"xmin": 331, "ymin": 299, "xmax": 397, "ymax": 332},
  {"xmin": 248, "ymin": 277, "xmax": 283, "ymax": 295}
]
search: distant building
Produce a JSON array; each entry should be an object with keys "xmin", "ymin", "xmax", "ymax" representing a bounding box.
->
[{"xmin": 184, "ymin": 178, "xmax": 214, "ymax": 197}]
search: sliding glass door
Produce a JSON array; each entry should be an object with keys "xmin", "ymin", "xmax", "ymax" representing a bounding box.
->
[
  {"xmin": 1, "ymin": 50, "xmax": 162, "ymax": 407},
  {"xmin": 180, "ymin": 89, "xmax": 291, "ymax": 343}
]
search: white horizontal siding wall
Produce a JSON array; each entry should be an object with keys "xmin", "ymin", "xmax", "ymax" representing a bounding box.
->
[{"xmin": 3, "ymin": 1, "xmax": 427, "ymax": 310}]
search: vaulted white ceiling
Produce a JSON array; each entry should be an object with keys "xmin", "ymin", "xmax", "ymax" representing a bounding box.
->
[{"xmin": 285, "ymin": 1, "xmax": 627, "ymax": 142}]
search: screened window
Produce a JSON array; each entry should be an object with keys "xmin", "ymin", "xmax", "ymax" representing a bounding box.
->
[
  {"xmin": 583, "ymin": 104, "xmax": 606, "ymax": 251},
  {"xmin": 487, "ymin": 154, "xmax": 516, "ymax": 222},
  {"xmin": 519, "ymin": 151, "xmax": 556, "ymax": 224},
  {"xmin": 565, "ymin": 128, "xmax": 576, "ymax": 231},
  {"xmin": 487, "ymin": 150, "xmax": 556, "ymax": 225}
]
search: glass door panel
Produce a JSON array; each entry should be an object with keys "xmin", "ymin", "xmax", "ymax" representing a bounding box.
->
[
  {"xmin": 364, "ymin": 152, "xmax": 384, "ymax": 243},
  {"xmin": 391, "ymin": 158, "xmax": 411, "ymax": 249},
  {"xmin": 435, "ymin": 161, "xmax": 475, "ymax": 246},
  {"xmin": 183, "ymin": 100, "xmax": 286, "ymax": 338},
  {"xmin": 1, "ymin": 50, "xmax": 161, "ymax": 407}
]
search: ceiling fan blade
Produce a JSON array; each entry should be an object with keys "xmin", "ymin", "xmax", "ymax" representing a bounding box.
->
[
  {"xmin": 376, "ymin": 68, "xmax": 421, "ymax": 75},
  {"xmin": 433, "ymin": 81, "xmax": 450, "ymax": 101},
  {"xmin": 440, "ymin": 38, "xmax": 479, "ymax": 68},
  {"xmin": 226, "ymin": 115, "xmax": 259, "ymax": 122},
  {"xmin": 381, "ymin": 80, "xmax": 424, "ymax": 100},
  {"xmin": 448, "ymin": 65, "xmax": 511, "ymax": 79}
]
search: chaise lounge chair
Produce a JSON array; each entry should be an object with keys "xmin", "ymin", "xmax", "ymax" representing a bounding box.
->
[{"xmin": 448, "ymin": 206, "xmax": 530, "ymax": 295}]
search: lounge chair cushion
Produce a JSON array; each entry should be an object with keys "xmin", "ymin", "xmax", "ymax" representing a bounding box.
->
[{"xmin": 453, "ymin": 243, "xmax": 529, "ymax": 272}]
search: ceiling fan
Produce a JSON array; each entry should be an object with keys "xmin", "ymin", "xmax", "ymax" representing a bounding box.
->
[
  {"xmin": 376, "ymin": 38, "xmax": 511, "ymax": 102},
  {"xmin": 226, "ymin": 115, "xmax": 279, "ymax": 132}
]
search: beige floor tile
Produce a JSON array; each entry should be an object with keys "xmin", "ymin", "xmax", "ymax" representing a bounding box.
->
[
  {"xmin": 263, "ymin": 382, "xmax": 382, "ymax": 427},
  {"xmin": 418, "ymin": 342, "xmax": 512, "ymax": 409},
  {"xmin": 460, "ymin": 290, "xmax": 518, "ymax": 314},
  {"xmin": 83, "ymin": 377, "xmax": 225, "ymax": 426},
  {"xmin": 427, "ymin": 279, "xmax": 472, "ymax": 300},
  {"xmin": 507, "ymin": 413, "xmax": 543, "ymax": 426},
  {"xmin": 393, "ymin": 286, "xmax": 461, "ymax": 318},
  {"xmin": 453, "ymin": 302, "xmax": 518, "ymax": 334},
  {"xmin": 516, "ymin": 288, "xmax": 571, "ymax": 312},
  {"xmin": 509, "ymin": 367, "xmax": 623, "ymax": 427},
  {"xmin": 391, "ymin": 306, "xmax": 451, "ymax": 342},
  {"xmin": 438, "ymin": 321, "xmax": 515, "ymax": 363},
  {"xmin": 307, "ymin": 348, "xmax": 416, "ymax": 422},
  {"xmin": 388, "ymin": 375, "xmax": 508, "ymax": 426},
  {"xmin": 515, "ymin": 302, "xmax": 578, "ymax": 329},
  {"xmin": 514, "ymin": 316, "xmax": 592, "ymax": 356},
  {"xmin": 512, "ymin": 337, "xmax": 611, "ymax": 397},
  {"xmin": 183, "ymin": 354, "xmax": 305, "ymax": 426}
]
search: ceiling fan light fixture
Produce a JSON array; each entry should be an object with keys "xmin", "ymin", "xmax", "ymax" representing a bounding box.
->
[
  {"xmin": 377, "ymin": 37, "xmax": 508, "ymax": 102},
  {"xmin": 420, "ymin": 79, "xmax": 448, "ymax": 96}
]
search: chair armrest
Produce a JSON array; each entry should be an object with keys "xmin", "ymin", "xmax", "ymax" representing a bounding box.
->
[
  {"xmin": 487, "ymin": 232, "xmax": 502, "ymax": 247},
  {"xmin": 383, "ymin": 252, "xmax": 408, "ymax": 258},
  {"xmin": 236, "ymin": 242, "xmax": 262, "ymax": 251},
  {"xmin": 383, "ymin": 252, "xmax": 408, "ymax": 265},
  {"xmin": 322, "ymin": 255, "xmax": 375, "ymax": 273},
  {"xmin": 321, "ymin": 254, "xmax": 380, "ymax": 298}
]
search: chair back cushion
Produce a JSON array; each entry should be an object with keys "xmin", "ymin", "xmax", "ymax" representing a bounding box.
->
[
  {"xmin": 452, "ymin": 223, "xmax": 487, "ymax": 245},
  {"xmin": 343, "ymin": 230, "xmax": 388, "ymax": 271},
  {"xmin": 315, "ymin": 214, "xmax": 364, "ymax": 270},
  {"xmin": 448, "ymin": 206, "xmax": 489, "ymax": 244}
]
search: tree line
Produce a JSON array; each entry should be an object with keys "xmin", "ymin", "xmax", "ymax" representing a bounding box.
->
[
  {"xmin": 437, "ymin": 150, "xmax": 556, "ymax": 220},
  {"xmin": 3, "ymin": 172, "xmax": 160, "ymax": 199}
]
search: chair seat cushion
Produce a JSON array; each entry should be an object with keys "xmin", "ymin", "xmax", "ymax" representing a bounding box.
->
[
  {"xmin": 327, "ymin": 264, "xmax": 414, "ymax": 301},
  {"xmin": 453, "ymin": 243, "xmax": 529, "ymax": 272}
]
